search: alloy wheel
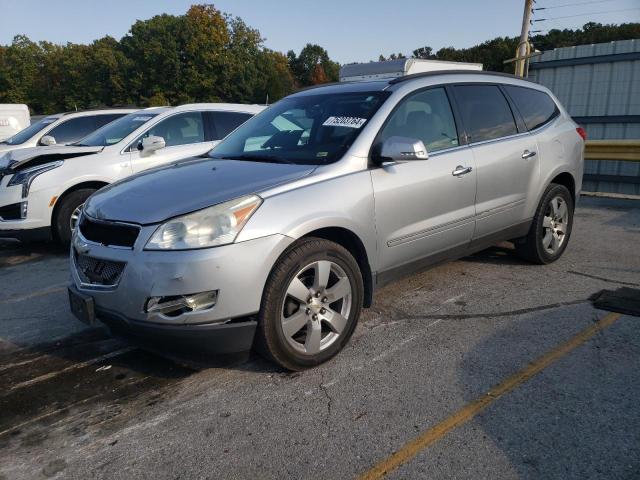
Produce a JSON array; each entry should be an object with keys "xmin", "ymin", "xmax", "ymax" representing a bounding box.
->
[
  {"xmin": 280, "ymin": 260, "xmax": 353, "ymax": 355},
  {"xmin": 69, "ymin": 203, "xmax": 83, "ymax": 232},
  {"xmin": 541, "ymin": 195, "xmax": 568, "ymax": 255}
]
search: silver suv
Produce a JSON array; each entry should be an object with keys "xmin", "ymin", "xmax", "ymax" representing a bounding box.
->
[{"xmin": 68, "ymin": 71, "xmax": 584, "ymax": 370}]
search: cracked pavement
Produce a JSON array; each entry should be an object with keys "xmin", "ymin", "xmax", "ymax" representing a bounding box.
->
[{"xmin": 0, "ymin": 196, "xmax": 639, "ymax": 479}]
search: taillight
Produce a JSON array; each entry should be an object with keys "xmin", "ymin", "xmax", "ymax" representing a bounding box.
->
[{"xmin": 576, "ymin": 127, "xmax": 587, "ymax": 141}]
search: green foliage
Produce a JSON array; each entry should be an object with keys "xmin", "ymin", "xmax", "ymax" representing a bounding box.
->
[
  {"xmin": 287, "ymin": 44, "xmax": 339, "ymax": 87},
  {"xmin": 0, "ymin": 4, "xmax": 322, "ymax": 114},
  {"xmin": 1, "ymin": 10, "xmax": 638, "ymax": 115}
]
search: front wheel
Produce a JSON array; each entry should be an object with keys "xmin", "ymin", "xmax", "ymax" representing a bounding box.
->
[
  {"xmin": 255, "ymin": 237, "xmax": 363, "ymax": 371},
  {"xmin": 53, "ymin": 189, "xmax": 96, "ymax": 247},
  {"xmin": 516, "ymin": 183, "xmax": 574, "ymax": 264}
]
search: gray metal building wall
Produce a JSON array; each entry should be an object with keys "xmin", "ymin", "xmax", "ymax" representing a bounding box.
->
[{"xmin": 529, "ymin": 39, "xmax": 640, "ymax": 195}]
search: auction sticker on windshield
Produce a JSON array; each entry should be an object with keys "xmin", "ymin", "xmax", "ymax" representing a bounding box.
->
[{"xmin": 322, "ymin": 116, "xmax": 367, "ymax": 128}]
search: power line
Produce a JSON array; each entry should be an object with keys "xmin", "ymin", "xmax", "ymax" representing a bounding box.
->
[
  {"xmin": 534, "ymin": 0, "xmax": 620, "ymax": 11},
  {"xmin": 533, "ymin": 7, "xmax": 640, "ymax": 21}
]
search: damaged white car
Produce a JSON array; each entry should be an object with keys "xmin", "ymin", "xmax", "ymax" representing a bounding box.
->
[{"xmin": 0, "ymin": 103, "xmax": 263, "ymax": 245}]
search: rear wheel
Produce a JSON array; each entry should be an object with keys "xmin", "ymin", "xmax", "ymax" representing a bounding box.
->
[
  {"xmin": 515, "ymin": 183, "xmax": 573, "ymax": 264},
  {"xmin": 255, "ymin": 237, "xmax": 363, "ymax": 371},
  {"xmin": 53, "ymin": 189, "xmax": 95, "ymax": 247}
]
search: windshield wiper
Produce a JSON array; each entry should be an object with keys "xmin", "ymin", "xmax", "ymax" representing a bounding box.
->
[{"xmin": 214, "ymin": 153, "xmax": 295, "ymax": 164}]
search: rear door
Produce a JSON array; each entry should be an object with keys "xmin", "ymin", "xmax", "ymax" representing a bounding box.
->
[
  {"xmin": 129, "ymin": 111, "xmax": 213, "ymax": 174},
  {"xmin": 370, "ymin": 86, "xmax": 477, "ymax": 274},
  {"xmin": 452, "ymin": 84, "xmax": 539, "ymax": 238}
]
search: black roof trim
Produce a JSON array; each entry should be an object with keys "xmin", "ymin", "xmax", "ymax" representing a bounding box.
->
[{"xmin": 388, "ymin": 69, "xmax": 537, "ymax": 85}]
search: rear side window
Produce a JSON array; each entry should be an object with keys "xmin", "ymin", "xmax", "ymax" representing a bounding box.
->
[
  {"xmin": 504, "ymin": 85, "xmax": 558, "ymax": 131},
  {"xmin": 94, "ymin": 113, "xmax": 126, "ymax": 129},
  {"xmin": 453, "ymin": 85, "xmax": 517, "ymax": 143},
  {"xmin": 208, "ymin": 112, "xmax": 252, "ymax": 140},
  {"xmin": 46, "ymin": 116, "xmax": 97, "ymax": 144}
]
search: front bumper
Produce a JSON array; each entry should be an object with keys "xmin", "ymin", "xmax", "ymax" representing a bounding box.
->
[
  {"xmin": 0, "ymin": 175, "xmax": 57, "ymax": 237},
  {"xmin": 70, "ymin": 229, "xmax": 294, "ymax": 356},
  {"xmin": 96, "ymin": 304, "xmax": 257, "ymax": 362}
]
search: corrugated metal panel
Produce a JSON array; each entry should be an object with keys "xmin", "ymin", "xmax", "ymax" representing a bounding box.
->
[{"xmin": 529, "ymin": 40, "xmax": 640, "ymax": 194}]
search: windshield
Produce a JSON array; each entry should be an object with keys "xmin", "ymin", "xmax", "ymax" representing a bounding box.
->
[
  {"xmin": 1, "ymin": 116, "xmax": 58, "ymax": 145},
  {"xmin": 76, "ymin": 112, "xmax": 159, "ymax": 147},
  {"xmin": 209, "ymin": 91, "xmax": 390, "ymax": 165}
]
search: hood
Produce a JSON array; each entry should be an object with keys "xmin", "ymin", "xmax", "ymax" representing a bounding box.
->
[
  {"xmin": 0, "ymin": 145, "xmax": 103, "ymax": 172},
  {"xmin": 84, "ymin": 158, "xmax": 316, "ymax": 225}
]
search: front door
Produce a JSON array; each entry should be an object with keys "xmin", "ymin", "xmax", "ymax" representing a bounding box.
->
[{"xmin": 370, "ymin": 87, "xmax": 477, "ymax": 274}]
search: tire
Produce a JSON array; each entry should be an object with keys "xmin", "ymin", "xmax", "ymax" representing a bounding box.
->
[
  {"xmin": 53, "ymin": 189, "xmax": 95, "ymax": 247},
  {"xmin": 255, "ymin": 237, "xmax": 364, "ymax": 371},
  {"xmin": 515, "ymin": 183, "xmax": 574, "ymax": 264}
]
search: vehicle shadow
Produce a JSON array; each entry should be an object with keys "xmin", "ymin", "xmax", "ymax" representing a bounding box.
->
[
  {"xmin": 461, "ymin": 243, "xmax": 531, "ymax": 267},
  {"xmin": 456, "ymin": 308, "xmax": 639, "ymax": 478},
  {"xmin": 0, "ymin": 239, "xmax": 67, "ymax": 268}
]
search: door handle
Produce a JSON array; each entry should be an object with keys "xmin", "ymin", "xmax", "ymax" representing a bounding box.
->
[
  {"xmin": 522, "ymin": 150, "xmax": 537, "ymax": 159},
  {"xmin": 452, "ymin": 165, "xmax": 473, "ymax": 177}
]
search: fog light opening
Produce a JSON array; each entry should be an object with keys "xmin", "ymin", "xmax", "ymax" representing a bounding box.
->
[{"xmin": 145, "ymin": 290, "xmax": 218, "ymax": 317}]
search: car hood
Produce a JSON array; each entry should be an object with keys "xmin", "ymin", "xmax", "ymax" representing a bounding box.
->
[
  {"xmin": 84, "ymin": 158, "xmax": 317, "ymax": 225},
  {"xmin": 0, "ymin": 145, "xmax": 104, "ymax": 172}
]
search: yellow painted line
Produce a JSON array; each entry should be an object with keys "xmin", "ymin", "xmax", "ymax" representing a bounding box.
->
[{"xmin": 358, "ymin": 312, "xmax": 623, "ymax": 480}]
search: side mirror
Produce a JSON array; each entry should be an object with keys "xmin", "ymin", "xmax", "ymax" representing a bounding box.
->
[
  {"xmin": 139, "ymin": 135, "xmax": 166, "ymax": 155},
  {"xmin": 375, "ymin": 136, "xmax": 429, "ymax": 163},
  {"xmin": 39, "ymin": 135, "xmax": 57, "ymax": 146}
]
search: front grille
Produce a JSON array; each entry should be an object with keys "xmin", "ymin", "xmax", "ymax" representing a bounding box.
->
[
  {"xmin": 0, "ymin": 202, "xmax": 23, "ymax": 221},
  {"xmin": 75, "ymin": 252, "xmax": 126, "ymax": 287},
  {"xmin": 79, "ymin": 215, "xmax": 139, "ymax": 248}
]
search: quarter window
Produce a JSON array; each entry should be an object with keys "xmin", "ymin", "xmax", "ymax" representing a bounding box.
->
[
  {"xmin": 504, "ymin": 85, "xmax": 558, "ymax": 131},
  {"xmin": 378, "ymin": 87, "xmax": 459, "ymax": 153},
  {"xmin": 141, "ymin": 112, "xmax": 205, "ymax": 147},
  {"xmin": 453, "ymin": 85, "xmax": 518, "ymax": 143}
]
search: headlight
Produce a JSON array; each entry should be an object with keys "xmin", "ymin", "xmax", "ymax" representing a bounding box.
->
[
  {"xmin": 145, "ymin": 195, "xmax": 262, "ymax": 250},
  {"xmin": 8, "ymin": 161, "xmax": 64, "ymax": 197}
]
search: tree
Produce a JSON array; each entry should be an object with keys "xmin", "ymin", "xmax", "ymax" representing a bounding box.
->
[{"xmin": 287, "ymin": 43, "xmax": 339, "ymax": 86}]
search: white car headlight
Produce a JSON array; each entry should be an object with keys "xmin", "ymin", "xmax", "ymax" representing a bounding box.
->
[{"xmin": 145, "ymin": 195, "xmax": 262, "ymax": 250}]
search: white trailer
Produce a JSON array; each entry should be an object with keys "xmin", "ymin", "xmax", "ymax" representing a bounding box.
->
[
  {"xmin": 0, "ymin": 104, "xmax": 30, "ymax": 141},
  {"xmin": 339, "ymin": 58, "xmax": 483, "ymax": 82}
]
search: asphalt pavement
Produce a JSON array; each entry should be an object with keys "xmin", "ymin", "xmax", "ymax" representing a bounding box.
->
[{"xmin": 0, "ymin": 196, "xmax": 638, "ymax": 480}]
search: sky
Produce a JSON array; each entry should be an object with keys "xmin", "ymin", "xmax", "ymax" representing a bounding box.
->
[{"xmin": 1, "ymin": 0, "xmax": 639, "ymax": 64}]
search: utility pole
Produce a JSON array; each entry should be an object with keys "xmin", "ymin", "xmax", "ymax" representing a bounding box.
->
[{"xmin": 516, "ymin": 0, "xmax": 534, "ymax": 77}]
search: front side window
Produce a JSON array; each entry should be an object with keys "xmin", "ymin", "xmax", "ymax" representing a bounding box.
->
[
  {"xmin": 138, "ymin": 112, "xmax": 205, "ymax": 148},
  {"xmin": 46, "ymin": 116, "xmax": 97, "ymax": 144},
  {"xmin": 454, "ymin": 85, "xmax": 518, "ymax": 143},
  {"xmin": 76, "ymin": 112, "xmax": 159, "ymax": 147},
  {"xmin": 1, "ymin": 116, "xmax": 58, "ymax": 145},
  {"xmin": 504, "ymin": 85, "xmax": 558, "ymax": 131},
  {"xmin": 210, "ymin": 91, "xmax": 390, "ymax": 165},
  {"xmin": 378, "ymin": 87, "xmax": 459, "ymax": 153}
]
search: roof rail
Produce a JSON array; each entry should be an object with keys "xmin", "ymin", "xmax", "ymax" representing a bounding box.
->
[
  {"xmin": 388, "ymin": 69, "xmax": 535, "ymax": 85},
  {"xmin": 59, "ymin": 106, "xmax": 139, "ymax": 115}
]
